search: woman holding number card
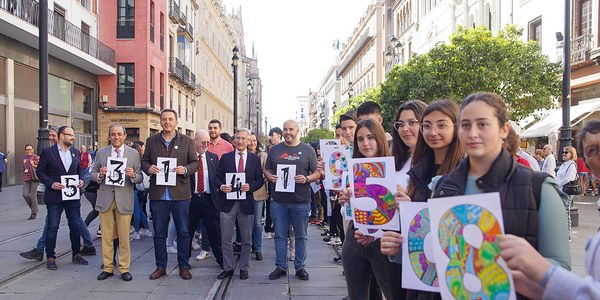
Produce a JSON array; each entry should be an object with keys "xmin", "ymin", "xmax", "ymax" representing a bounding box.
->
[
  {"xmin": 380, "ymin": 99, "xmax": 464, "ymax": 300},
  {"xmin": 500, "ymin": 120, "xmax": 600, "ymax": 300},
  {"xmin": 337, "ymin": 118, "xmax": 406, "ymax": 300},
  {"xmin": 430, "ymin": 92, "xmax": 570, "ymax": 300}
]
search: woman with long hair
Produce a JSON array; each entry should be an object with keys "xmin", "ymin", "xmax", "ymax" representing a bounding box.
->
[
  {"xmin": 248, "ymin": 132, "xmax": 267, "ymax": 261},
  {"xmin": 337, "ymin": 118, "xmax": 405, "ymax": 300},
  {"xmin": 391, "ymin": 100, "xmax": 427, "ymax": 189},
  {"xmin": 430, "ymin": 92, "xmax": 570, "ymax": 299}
]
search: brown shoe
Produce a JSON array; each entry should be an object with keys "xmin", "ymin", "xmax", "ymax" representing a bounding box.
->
[
  {"xmin": 179, "ymin": 267, "xmax": 192, "ymax": 280},
  {"xmin": 149, "ymin": 267, "xmax": 166, "ymax": 280}
]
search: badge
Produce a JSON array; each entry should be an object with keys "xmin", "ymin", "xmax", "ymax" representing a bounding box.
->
[{"xmin": 174, "ymin": 145, "xmax": 179, "ymax": 150}]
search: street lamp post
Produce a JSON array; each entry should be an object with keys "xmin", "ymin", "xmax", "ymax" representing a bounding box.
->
[
  {"xmin": 558, "ymin": 0, "xmax": 572, "ymax": 160},
  {"xmin": 348, "ymin": 81, "xmax": 354, "ymax": 99},
  {"xmin": 232, "ymin": 46, "xmax": 239, "ymax": 131},
  {"xmin": 247, "ymin": 79, "xmax": 253, "ymax": 129},
  {"xmin": 256, "ymin": 100, "xmax": 260, "ymax": 136},
  {"xmin": 37, "ymin": 0, "xmax": 50, "ymax": 154},
  {"xmin": 385, "ymin": 35, "xmax": 403, "ymax": 74},
  {"xmin": 264, "ymin": 117, "xmax": 268, "ymax": 136}
]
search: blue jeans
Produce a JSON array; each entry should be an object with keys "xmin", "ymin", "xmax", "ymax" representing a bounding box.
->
[
  {"xmin": 150, "ymin": 200, "xmax": 191, "ymax": 269},
  {"xmin": 133, "ymin": 190, "xmax": 149, "ymax": 231},
  {"xmin": 45, "ymin": 201, "xmax": 82, "ymax": 259},
  {"xmin": 270, "ymin": 201, "xmax": 310, "ymax": 271},
  {"xmin": 36, "ymin": 215, "xmax": 48, "ymax": 253},
  {"xmin": 252, "ymin": 201, "xmax": 265, "ymax": 253},
  {"xmin": 36, "ymin": 210, "xmax": 92, "ymax": 252}
]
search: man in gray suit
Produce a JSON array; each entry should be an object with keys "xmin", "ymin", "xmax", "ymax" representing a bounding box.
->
[{"xmin": 90, "ymin": 124, "xmax": 142, "ymax": 282}]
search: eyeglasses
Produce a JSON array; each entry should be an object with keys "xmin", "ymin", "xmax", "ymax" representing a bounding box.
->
[
  {"xmin": 419, "ymin": 122, "xmax": 454, "ymax": 135},
  {"xmin": 393, "ymin": 119, "xmax": 419, "ymax": 131},
  {"xmin": 25, "ymin": 148, "xmax": 33, "ymax": 151},
  {"xmin": 563, "ymin": 151, "xmax": 570, "ymax": 154}
]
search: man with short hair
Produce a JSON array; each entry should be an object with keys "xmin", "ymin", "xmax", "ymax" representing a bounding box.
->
[
  {"xmin": 542, "ymin": 144, "xmax": 557, "ymax": 177},
  {"xmin": 215, "ymin": 128, "xmax": 264, "ymax": 280},
  {"xmin": 188, "ymin": 130, "xmax": 223, "ymax": 266},
  {"xmin": 36, "ymin": 126, "xmax": 88, "ymax": 270},
  {"xmin": 142, "ymin": 109, "xmax": 199, "ymax": 280},
  {"xmin": 267, "ymin": 127, "xmax": 283, "ymax": 152},
  {"xmin": 339, "ymin": 111, "xmax": 357, "ymax": 146},
  {"xmin": 264, "ymin": 120, "xmax": 319, "ymax": 281},
  {"xmin": 80, "ymin": 145, "xmax": 92, "ymax": 182},
  {"xmin": 356, "ymin": 101, "xmax": 392, "ymax": 143},
  {"xmin": 208, "ymin": 119, "xmax": 234, "ymax": 159},
  {"xmin": 92, "ymin": 124, "xmax": 142, "ymax": 281}
]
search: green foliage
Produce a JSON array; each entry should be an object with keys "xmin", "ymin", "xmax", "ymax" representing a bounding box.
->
[
  {"xmin": 330, "ymin": 87, "xmax": 381, "ymax": 128},
  {"xmin": 380, "ymin": 25, "xmax": 561, "ymax": 131},
  {"xmin": 300, "ymin": 128, "xmax": 335, "ymax": 144}
]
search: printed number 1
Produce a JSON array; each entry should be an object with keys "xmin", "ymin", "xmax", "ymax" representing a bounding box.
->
[{"xmin": 161, "ymin": 160, "xmax": 170, "ymax": 183}]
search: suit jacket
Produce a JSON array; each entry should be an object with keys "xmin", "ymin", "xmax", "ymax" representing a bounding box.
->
[
  {"xmin": 36, "ymin": 145, "xmax": 84, "ymax": 204},
  {"xmin": 141, "ymin": 132, "xmax": 199, "ymax": 200},
  {"xmin": 189, "ymin": 150, "xmax": 220, "ymax": 210},
  {"xmin": 90, "ymin": 145, "xmax": 143, "ymax": 214},
  {"xmin": 215, "ymin": 150, "xmax": 264, "ymax": 215}
]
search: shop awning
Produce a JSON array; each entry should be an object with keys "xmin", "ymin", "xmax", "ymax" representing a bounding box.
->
[{"xmin": 520, "ymin": 98, "xmax": 600, "ymax": 139}]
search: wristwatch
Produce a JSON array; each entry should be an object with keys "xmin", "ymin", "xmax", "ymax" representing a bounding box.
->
[{"xmin": 304, "ymin": 175, "xmax": 310, "ymax": 183}]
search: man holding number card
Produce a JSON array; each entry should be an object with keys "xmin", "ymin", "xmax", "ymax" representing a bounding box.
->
[
  {"xmin": 215, "ymin": 128, "xmax": 264, "ymax": 280},
  {"xmin": 141, "ymin": 109, "xmax": 199, "ymax": 280},
  {"xmin": 91, "ymin": 124, "xmax": 142, "ymax": 282},
  {"xmin": 264, "ymin": 120, "xmax": 319, "ymax": 281},
  {"xmin": 36, "ymin": 126, "xmax": 87, "ymax": 270}
]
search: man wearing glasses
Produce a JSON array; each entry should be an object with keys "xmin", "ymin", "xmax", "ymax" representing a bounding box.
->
[{"xmin": 542, "ymin": 144, "xmax": 557, "ymax": 177}]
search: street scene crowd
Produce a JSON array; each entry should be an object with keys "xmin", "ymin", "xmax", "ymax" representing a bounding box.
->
[{"xmin": 3, "ymin": 91, "xmax": 600, "ymax": 299}]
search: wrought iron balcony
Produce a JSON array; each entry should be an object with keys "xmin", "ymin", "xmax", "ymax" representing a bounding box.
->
[
  {"xmin": 0, "ymin": 0, "xmax": 115, "ymax": 67},
  {"xmin": 179, "ymin": 11, "xmax": 186, "ymax": 25},
  {"xmin": 169, "ymin": 57, "xmax": 184, "ymax": 81},
  {"xmin": 169, "ymin": 0, "xmax": 180, "ymax": 22},
  {"xmin": 182, "ymin": 65, "xmax": 190, "ymax": 85},
  {"xmin": 558, "ymin": 34, "xmax": 594, "ymax": 66}
]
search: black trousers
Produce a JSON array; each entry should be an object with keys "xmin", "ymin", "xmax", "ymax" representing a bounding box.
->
[
  {"xmin": 188, "ymin": 193, "xmax": 222, "ymax": 265},
  {"xmin": 330, "ymin": 202, "xmax": 345, "ymax": 242}
]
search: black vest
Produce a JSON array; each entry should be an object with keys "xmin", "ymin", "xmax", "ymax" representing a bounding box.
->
[{"xmin": 432, "ymin": 149, "xmax": 545, "ymax": 249}]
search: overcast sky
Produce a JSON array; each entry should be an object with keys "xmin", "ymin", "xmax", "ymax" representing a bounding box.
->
[{"xmin": 221, "ymin": 0, "xmax": 373, "ymax": 131}]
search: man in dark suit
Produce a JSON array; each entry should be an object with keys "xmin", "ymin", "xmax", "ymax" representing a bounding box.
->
[
  {"xmin": 36, "ymin": 126, "xmax": 88, "ymax": 270},
  {"xmin": 188, "ymin": 130, "xmax": 223, "ymax": 267},
  {"xmin": 215, "ymin": 128, "xmax": 264, "ymax": 280},
  {"xmin": 141, "ymin": 109, "xmax": 199, "ymax": 280}
]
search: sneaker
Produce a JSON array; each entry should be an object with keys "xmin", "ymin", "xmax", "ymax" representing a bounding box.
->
[
  {"xmin": 167, "ymin": 246, "xmax": 177, "ymax": 254},
  {"xmin": 72, "ymin": 254, "xmax": 89, "ymax": 265},
  {"xmin": 262, "ymin": 232, "xmax": 272, "ymax": 239},
  {"xmin": 130, "ymin": 226, "xmax": 135, "ymax": 234},
  {"xmin": 20, "ymin": 248, "xmax": 43, "ymax": 261},
  {"xmin": 131, "ymin": 231, "xmax": 141, "ymax": 240},
  {"xmin": 140, "ymin": 228, "xmax": 153, "ymax": 238},
  {"xmin": 47, "ymin": 258, "xmax": 57, "ymax": 270},
  {"xmin": 80, "ymin": 245, "xmax": 97, "ymax": 256},
  {"xmin": 96, "ymin": 229, "xmax": 102, "ymax": 238},
  {"xmin": 323, "ymin": 236, "xmax": 332, "ymax": 242},
  {"xmin": 310, "ymin": 219, "xmax": 320, "ymax": 225},
  {"xmin": 191, "ymin": 239, "xmax": 201, "ymax": 250},
  {"xmin": 327, "ymin": 237, "xmax": 342, "ymax": 246},
  {"xmin": 333, "ymin": 256, "xmax": 343, "ymax": 265},
  {"xmin": 195, "ymin": 250, "xmax": 211, "ymax": 261}
]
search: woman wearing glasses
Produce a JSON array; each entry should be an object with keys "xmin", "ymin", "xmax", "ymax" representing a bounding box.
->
[
  {"xmin": 22, "ymin": 144, "xmax": 40, "ymax": 220},
  {"xmin": 556, "ymin": 146, "xmax": 579, "ymax": 191},
  {"xmin": 499, "ymin": 121, "xmax": 600, "ymax": 300},
  {"xmin": 391, "ymin": 100, "xmax": 427, "ymax": 190}
]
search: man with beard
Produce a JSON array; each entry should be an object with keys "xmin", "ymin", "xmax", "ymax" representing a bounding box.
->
[{"xmin": 208, "ymin": 119, "xmax": 233, "ymax": 159}]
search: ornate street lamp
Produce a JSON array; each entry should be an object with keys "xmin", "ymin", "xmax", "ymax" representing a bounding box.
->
[
  {"xmin": 247, "ymin": 78, "xmax": 253, "ymax": 129},
  {"xmin": 385, "ymin": 35, "xmax": 403, "ymax": 73},
  {"xmin": 232, "ymin": 46, "xmax": 239, "ymax": 130},
  {"xmin": 348, "ymin": 81, "xmax": 354, "ymax": 99},
  {"xmin": 255, "ymin": 100, "xmax": 260, "ymax": 135}
]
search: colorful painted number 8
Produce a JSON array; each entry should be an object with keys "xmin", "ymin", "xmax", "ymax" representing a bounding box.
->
[
  {"xmin": 352, "ymin": 162, "xmax": 395, "ymax": 225},
  {"xmin": 438, "ymin": 204, "xmax": 510, "ymax": 299},
  {"xmin": 408, "ymin": 208, "xmax": 438, "ymax": 287},
  {"xmin": 328, "ymin": 151, "xmax": 347, "ymax": 189}
]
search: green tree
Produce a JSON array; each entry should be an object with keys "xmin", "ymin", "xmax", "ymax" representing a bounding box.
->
[
  {"xmin": 380, "ymin": 25, "xmax": 561, "ymax": 130},
  {"xmin": 300, "ymin": 128, "xmax": 335, "ymax": 144},
  {"xmin": 330, "ymin": 87, "xmax": 381, "ymax": 128}
]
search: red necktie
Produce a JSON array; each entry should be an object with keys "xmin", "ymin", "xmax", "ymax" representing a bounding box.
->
[
  {"xmin": 238, "ymin": 153, "xmax": 244, "ymax": 172},
  {"xmin": 197, "ymin": 155, "xmax": 204, "ymax": 193}
]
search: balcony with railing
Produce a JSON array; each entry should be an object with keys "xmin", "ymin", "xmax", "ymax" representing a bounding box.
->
[
  {"xmin": 559, "ymin": 34, "xmax": 594, "ymax": 66},
  {"xmin": 177, "ymin": 25, "xmax": 192, "ymax": 40},
  {"xmin": 0, "ymin": 0, "xmax": 115, "ymax": 74},
  {"xmin": 169, "ymin": 0, "xmax": 180, "ymax": 22},
  {"xmin": 169, "ymin": 57, "xmax": 184, "ymax": 81},
  {"xmin": 190, "ymin": 72, "xmax": 196, "ymax": 89},
  {"xmin": 182, "ymin": 65, "xmax": 190, "ymax": 85},
  {"xmin": 179, "ymin": 11, "xmax": 187, "ymax": 25}
]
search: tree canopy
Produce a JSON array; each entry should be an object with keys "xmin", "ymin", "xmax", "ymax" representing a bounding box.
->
[
  {"xmin": 330, "ymin": 87, "xmax": 381, "ymax": 128},
  {"xmin": 300, "ymin": 128, "xmax": 335, "ymax": 144},
  {"xmin": 379, "ymin": 25, "xmax": 561, "ymax": 130}
]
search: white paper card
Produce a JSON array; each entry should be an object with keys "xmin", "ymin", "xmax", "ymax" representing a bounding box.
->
[
  {"xmin": 320, "ymin": 139, "xmax": 351, "ymax": 191},
  {"xmin": 156, "ymin": 157, "xmax": 177, "ymax": 186},
  {"xmin": 226, "ymin": 172, "xmax": 246, "ymax": 200},
  {"xmin": 105, "ymin": 157, "xmax": 127, "ymax": 187},
  {"xmin": 275, "ymin": 164, "xmax": 296, "ymax": 193},
  {"xmin": 428, "ymin": 192, "xmax": 515, "ymax": 300},
  {"xmin": 348, "ymin": 156, "xmax": 399, "ymax": 232},
  {"xmin": 61, "ymin": 175, "xmax": 80, "ymax": 200},
  {"xmin": 310, "ymin": 182, "xmax": 321, "ymax": 193},
  {"xmin": 399, "ymin": 202, "xmax": 439, "ymax": 292}
]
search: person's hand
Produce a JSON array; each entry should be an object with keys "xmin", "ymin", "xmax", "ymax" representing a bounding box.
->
[
  {"xmin": 316, "ymin": 157, "xmax": 325, "ymax": 177},
  {"xmin": 294, "ymin": 175, "xmax": 308, "ymax": 184},
  {"xmin": 149, "ymin": 165, "xmax": 160, "ymax": 175},
  {"xmin": 338, "ymin": 188, "xmax": 352, "ymax": 206},
  {"xmin": 77, "ymin": 180, "xmax": 84, "ymax": 188},
  {"xmin": 267, "ymin": 174, "xmax": 278, "ymax": 183},
  {"xmin": 174, "ymin": 166, "xmax": 186, "ymax": 175},
  {"xmin": 125, "ymin": 167, "xmax": 136, "ymax": 178},
  {"xmin": 51, "ymin": 182, "xmax": 64, "ymax": 190},
  {"xmin": 355, "ymin": 229, "xmax": 375, "ymax": 245},
  {"xmin": 394, "ymin": 185, "xmax": 411, "ymax": 207},
  {"xmin": 220, "ymin": 185, "xmax": 232, "ymax": 193},
  {"xmin": 511, "ymin": 270, "xmax": 545, "ymax": 299},
  {"xmin": 240, "ymin": 183, "xmax": 250, "ymax": 192},
  {"xmin": 499, "ymin": 234, "xmax": 552, "ymax": 283},
  {"xmin": 380, "ymin": 231, "xmax": 404, "ymax": 256}
]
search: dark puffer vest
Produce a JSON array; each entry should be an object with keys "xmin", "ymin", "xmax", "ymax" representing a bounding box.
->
[{"xmin": 432, "ymin": 149, "xmax": 549, "ymax": 249}]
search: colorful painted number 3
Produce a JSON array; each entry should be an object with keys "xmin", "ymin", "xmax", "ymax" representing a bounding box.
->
[
  {"xmin": 352, "ymin": 162, "xmax": 395, "ymax": 225},
  {"xmin": 438, "ymin": 204, "xmax": 510, "ymax": 299},
  {"xmin": 328, "ymin": 151, "xmax": 347, "ymax": 189}
]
